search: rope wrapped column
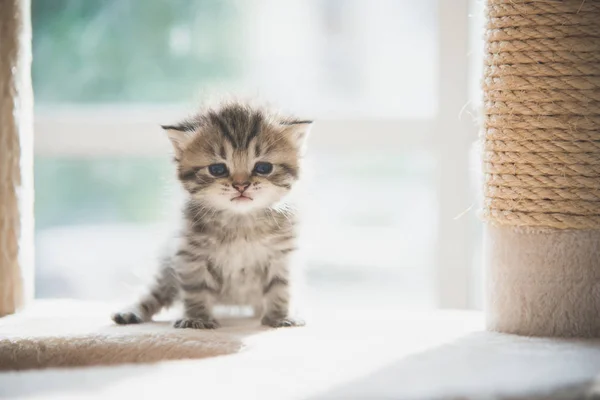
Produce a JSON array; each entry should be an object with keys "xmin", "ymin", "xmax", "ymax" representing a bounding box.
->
[
  {"xmin": 483, "ymin": 0, "xmax": 600, "ymax": 336},
  {"xmin": 0, "ymin": 0, "xmax": 34, "ymax": 317}
]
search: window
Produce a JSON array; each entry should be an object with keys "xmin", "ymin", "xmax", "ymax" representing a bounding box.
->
[
  {"xmin": 33, "ymin": 0, "xmax": 437, "ymax": 116},
  {"xmin": 33, "ymin": 0, "xmax": 481, "ymax": 311}
]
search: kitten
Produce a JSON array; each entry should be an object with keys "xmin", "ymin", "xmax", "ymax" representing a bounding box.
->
[{"xmin": 112, "ymin": 102, "xmax": 311, "ymax": 329}]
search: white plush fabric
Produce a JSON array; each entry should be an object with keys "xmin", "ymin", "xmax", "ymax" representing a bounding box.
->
[
  {"xmin": 1, "ymin": 301, "xmax": 600, "ymax": 399},
  {"xmin": 485, "ymin": 226, "xmax": 600, "ymax": 337}
]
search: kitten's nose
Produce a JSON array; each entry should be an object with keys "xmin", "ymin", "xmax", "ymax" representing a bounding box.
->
[{"xmin": 232, "ymin": 181, "xmax": 251, "ymax": 193}]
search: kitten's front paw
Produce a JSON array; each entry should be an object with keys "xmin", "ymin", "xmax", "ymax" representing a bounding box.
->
[
  {"xmin": 173, "ymin": 318, "xmax": 220, "ymax": 329},
  {"xmin": 112, "ymin": 311, "xmax": 144, "ymax": 325},
  {"xmin": 261, "ymin": 316, "xmax": 305, "ymax": 328}
]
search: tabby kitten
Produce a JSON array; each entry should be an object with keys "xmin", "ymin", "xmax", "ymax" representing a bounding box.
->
[{"xmin": 112, "ymin": 102, "xmax": 311, "ymax": 329}]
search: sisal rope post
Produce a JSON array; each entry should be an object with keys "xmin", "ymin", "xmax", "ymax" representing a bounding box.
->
[
  {"xmin": 0, "ymin": 0, "xmax": 34, "ymax": 317},
  {"xmin": 483, "ymin": 0, "xmax": 600, "ymax": 337}
]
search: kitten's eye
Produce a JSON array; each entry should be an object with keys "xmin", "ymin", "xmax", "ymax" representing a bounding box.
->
[
  {"xmin": 254, "ymin": 162, "xmax": 273, "ymax": 175},
  {"xmin": 208, "ymin": 163, "xmax": 228, "ymax": 177}
]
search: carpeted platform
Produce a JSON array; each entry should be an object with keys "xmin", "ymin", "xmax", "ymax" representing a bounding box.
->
[
  {"xmin": 1, "ymin": 301, "xmax": 600, "ymax": 399},
  {"xmin": 0, "ymin": 301, "xmax": 250, "ymax": 370}
]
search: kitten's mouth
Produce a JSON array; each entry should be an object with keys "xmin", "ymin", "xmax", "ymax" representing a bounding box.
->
[{"xmin": 231, "ymin": 194, "xmax": 253, "ymax": 202}]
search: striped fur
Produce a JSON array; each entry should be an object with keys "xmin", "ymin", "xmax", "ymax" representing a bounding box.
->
[{"xmin": 112, "ymin": 102, "xmax": 311, "ymax": 329}]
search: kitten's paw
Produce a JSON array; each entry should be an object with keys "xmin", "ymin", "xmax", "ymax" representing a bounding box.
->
[
  {"xmin": 261, "ymin": 316, "xmax": 305, "ymax": 328},
  {"xmin": 112, "ymin": 311, "xmax": 144, "ymax": 325},
  {"xmin": 173, "ymin": 318, "xmax": 220, "ymax": 329}
]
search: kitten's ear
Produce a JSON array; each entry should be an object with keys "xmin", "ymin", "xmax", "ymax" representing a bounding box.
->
[
  {"xmin": 161, "ymin": 122, "xmax": 196, "ymax": 157},
  {"xmin": 282, "ymin": 120, "xmax": 313, "ymax": 147}
]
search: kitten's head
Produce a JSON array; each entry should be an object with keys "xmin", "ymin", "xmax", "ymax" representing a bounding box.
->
[{"xmin": 162, "ymin": 102, "xmax": 311, "ymax": 213}]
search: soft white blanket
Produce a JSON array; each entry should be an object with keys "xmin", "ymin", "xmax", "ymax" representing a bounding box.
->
[{"xmin": 1, "ymin": 301, "xmax": 599, "ymax": 399}]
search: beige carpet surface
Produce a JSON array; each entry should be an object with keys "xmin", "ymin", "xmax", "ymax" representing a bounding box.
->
[
  {"xmin": 1, "ymin": 301, "xmax": 600, "ymax": 399},
  {"xmin": 0, "ymin": 301, "xmax": 252, "ymax": 370},
  {"xmin": 485, "ymin": 225, "xmax": 600, "ymax": 337}
]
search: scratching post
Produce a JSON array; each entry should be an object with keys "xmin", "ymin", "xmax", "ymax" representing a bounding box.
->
[
  {"xmin": 0, "ymin": 0, "xmax": 34, "ymax": 316},
  {"xmin": 483, "ymin": 0, "xmax": 600, "ymax": 337}
]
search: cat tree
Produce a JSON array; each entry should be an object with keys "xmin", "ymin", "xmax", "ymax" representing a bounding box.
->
[
  {"xmin": 0, "ymin": 0, "xmax": 33, "ymax": 317},
  {"xmin": 483, "ymin": 0, "xmax": 600, "ymax": 337}
]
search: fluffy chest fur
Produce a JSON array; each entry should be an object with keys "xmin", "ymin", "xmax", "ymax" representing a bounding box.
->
[
  {"xmin": 182, "ymin": 210, "xmax": 296, "ymax": 306},
  {"xmin": 209, "ymin": 237, "xmax": 273, "ymax": 305}
]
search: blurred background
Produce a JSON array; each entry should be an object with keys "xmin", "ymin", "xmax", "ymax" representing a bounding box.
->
[{"xmin": 33, "ymin": 0, "xmax": 484, "ymax": 311}]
